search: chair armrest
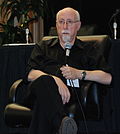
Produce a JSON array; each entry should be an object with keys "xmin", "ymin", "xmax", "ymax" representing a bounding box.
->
[
  {"xmin": 79, "ymin": 82, "xmax": 106, "ymax": 120},
  {"xmin": 9, "ymin": 79, "xmax": 23, "ymax": 102},
  {"xmin": 4, "ymin": 103, "xmax": 32, "ymax": 127}
]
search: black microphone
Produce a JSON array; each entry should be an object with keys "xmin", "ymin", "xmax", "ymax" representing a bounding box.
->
[
  {"xmin": 65, "ymin": 42, "xmax": 72, "ymax": 65},
  {"xmin": 65, "ymin": 42, "xmax": 72, "ymax": 56}
]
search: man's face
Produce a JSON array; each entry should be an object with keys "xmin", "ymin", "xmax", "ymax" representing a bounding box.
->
[{"xmin": 56, "ymin": 10, "xmax": 81, "ymax": 43}]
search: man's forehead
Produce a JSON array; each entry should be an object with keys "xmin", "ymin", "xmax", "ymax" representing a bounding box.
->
[{"xmin": 58, "ymin": 12, "xmax": 75, "ymax": 20}]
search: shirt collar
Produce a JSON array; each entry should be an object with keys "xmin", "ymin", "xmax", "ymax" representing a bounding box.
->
[
  {"xmin": 74, "ymin": 37, "xmax": 85, "ymax": 49},
  {"xmin": 49, "ymin": 38, "xmax": 59, "ymax": 47},
  {"xmin": 49, "ymin": 37, "xmax": 85, "ymax": 49}
]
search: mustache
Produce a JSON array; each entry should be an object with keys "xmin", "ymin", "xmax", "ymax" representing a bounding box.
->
[{"xmin": 61, "ymin": 30, "xmax": 70, "ymax": 34}]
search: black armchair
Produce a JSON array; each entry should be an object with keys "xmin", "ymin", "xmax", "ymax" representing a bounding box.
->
[
  {"xmin": 4, "ymin": 79, "xmax": 32, "ymax": 127},
  {"xmin": 4, "ymin": 35, "xmax": 112, "ymax": 129}
]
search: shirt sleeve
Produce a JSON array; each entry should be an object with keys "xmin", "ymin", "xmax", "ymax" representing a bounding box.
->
[
  {"xmin": 84, "ymin": 42, "xmax": 112, "ymax": 74},
  {"xmin": 23, "ymin": 39, "xmax": 64, "ymax": 83},
  {"xmin": 23, "ymin": 40, "xmax": 46, "ymax": 82}
]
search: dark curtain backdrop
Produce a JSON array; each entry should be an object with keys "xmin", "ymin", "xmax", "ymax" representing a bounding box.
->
[{"xmin": 0, "ymin": 45, "xmax": 34, "ymax": 134}]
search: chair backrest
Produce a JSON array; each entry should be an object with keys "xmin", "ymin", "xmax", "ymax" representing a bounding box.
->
[
  {"xmin": 42, "ymin": 35, "xmax": 111, "ymax": 62},
  {"xmin": 42, "ymin": 35, "xmax": 108, "ymax": 42}
]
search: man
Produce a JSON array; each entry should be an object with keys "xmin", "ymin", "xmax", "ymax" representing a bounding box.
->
[{"xmin": 24, "ymin": 7, "xmax": 112, "ymax": 134}]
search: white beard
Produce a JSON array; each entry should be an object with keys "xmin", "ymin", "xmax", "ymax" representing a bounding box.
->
[{"xmin": 62, "ymin": 35, "xmax": 71, "ymax": 43}]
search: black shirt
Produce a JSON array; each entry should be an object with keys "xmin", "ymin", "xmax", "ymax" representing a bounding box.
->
[{"xmin": 25, "ymin": 37, "xmax": 111, "ymax": 84}]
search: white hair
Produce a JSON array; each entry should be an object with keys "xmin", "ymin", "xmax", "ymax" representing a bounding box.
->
[{"xmin": 56, "ymin": 7, "xmax": 80, "ymax": 21}]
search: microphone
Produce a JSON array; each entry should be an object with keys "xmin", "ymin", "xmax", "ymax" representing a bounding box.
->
[
  {"xmin": 113, "ymin": 9, "xmax": 120, "ymax": 39},
  {"xmin": 108, "ymin": 9, "xmax": 120, "ymax": 39},
  {"xmin": 113, "ymin": 21, "xmax": 117, "ymax": 39},
  {"xmin": 26, "ymin": 28, "xmax": 29, "ymax": 44},
  {"xmin": 65, "ymin": 42, "xmax": 72, "ymax": 56},
  {"xmin": 65, "ymin": 42, "xmax": 72, "ymax": 65}
]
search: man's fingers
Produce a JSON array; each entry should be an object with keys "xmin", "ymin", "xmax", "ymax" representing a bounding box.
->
[{"xmin": 59, "ymin": 87, "xmax": 70, "ymax": 104}]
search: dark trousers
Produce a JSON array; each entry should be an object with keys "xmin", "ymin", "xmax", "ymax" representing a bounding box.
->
[{"xmin": 23, "ymin": 75, "xmax": 67, "ymax": 134}]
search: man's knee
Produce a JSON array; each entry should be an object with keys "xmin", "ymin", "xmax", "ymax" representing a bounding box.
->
[
  {"xmin": 36, "ymin": 75, "xmax": 54, "ymax": 83},
  {"xmin": 29, "ymin": 75, "xmax": 55, "ymax": 89}
]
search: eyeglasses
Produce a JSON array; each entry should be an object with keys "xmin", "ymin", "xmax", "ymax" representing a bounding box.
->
[{"xmin": 56, "ymin": 20, "xmax": 79, "ymax": 26}]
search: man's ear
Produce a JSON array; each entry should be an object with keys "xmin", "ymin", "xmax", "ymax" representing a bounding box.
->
[{"xmin": 77, "ymin": 21, "xmax": 81, "ymax": 31}]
